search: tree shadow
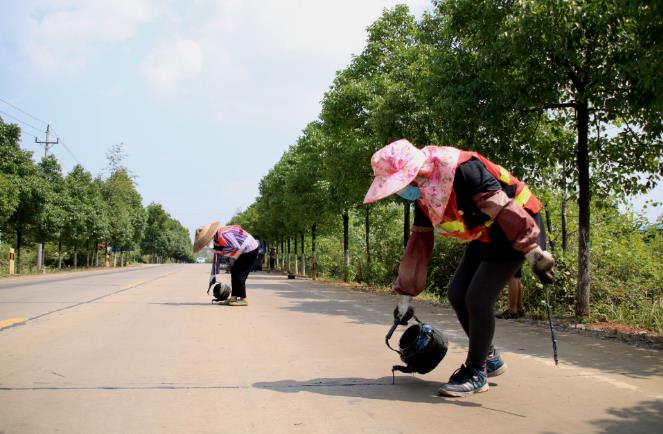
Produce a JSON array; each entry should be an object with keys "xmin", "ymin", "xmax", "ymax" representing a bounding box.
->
[
  {"xmin": 254, "ymin": 277, "xmax": 663, "ymax": 379},
  {"xmin": 580, "ymin": 400, "xmax": 662, "ymax": 434}
]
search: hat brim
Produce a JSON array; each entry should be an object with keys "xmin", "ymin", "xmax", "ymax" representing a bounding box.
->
[
  {"xmin": 363, "ymin": 152, "xmax": 426, "ymax": 204},
  {"xmin": 193, "ymin": 221, "xmax": 222, "ymax": 253}
]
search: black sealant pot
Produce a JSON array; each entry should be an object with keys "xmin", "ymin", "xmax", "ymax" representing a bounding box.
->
[{"xmin": 386, "ymin": 315, "xmax": 449, "ymax": 377}]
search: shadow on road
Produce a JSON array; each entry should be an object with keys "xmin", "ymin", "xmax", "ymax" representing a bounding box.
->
[
  {"xmin": 150, "ymin": 302, "xmax": 222, "ymax": 307},
  {"xmin": 582, "ymin": 399, "xmax": 663, "ymax": 434},
  {"xmin": 250, "ymin": 273, "xmax": 663, "ymax": 380},
  {"xmin": 253, "ymin": 376, "xmax": 528, "ymax": 416},
  {"xmin": 254, "ymin": 376, "xmax": 464, "ymax": 405}
]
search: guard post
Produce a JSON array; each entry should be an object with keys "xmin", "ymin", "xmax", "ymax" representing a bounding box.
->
[{"xmin": 9, "ymin": 247, "xmax": 15, "ymax": 275}]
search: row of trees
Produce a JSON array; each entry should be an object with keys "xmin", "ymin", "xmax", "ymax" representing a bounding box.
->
[
  {"xmin": 230, "ymin": 1, "xmax": 662, "ymax": 318},
  {"xmin": 0, "ymin": 119, "xmax": 193, "ymax": 272}
]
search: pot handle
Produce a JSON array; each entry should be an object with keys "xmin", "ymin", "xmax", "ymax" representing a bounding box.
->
[{"xmin": 385, "ymin": 319, "xmax": 401, "ymax": 353}]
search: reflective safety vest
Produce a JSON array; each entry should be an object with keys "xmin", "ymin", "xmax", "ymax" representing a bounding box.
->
[{"xmin": 435, "ymin": 151, "xmax": 542, "ymax": 242}]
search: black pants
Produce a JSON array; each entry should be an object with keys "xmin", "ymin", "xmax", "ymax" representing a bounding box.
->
[
  {"xmin": 448, "ymin": 250, "xmax": 522, "ymax": 369},
  {"xmin": 230, "ymin": 248, "xmax": 258, "ymax": 298},
  {"xmin": 448, "ymin": 213, "xmax": 546, "ymax": 369}
]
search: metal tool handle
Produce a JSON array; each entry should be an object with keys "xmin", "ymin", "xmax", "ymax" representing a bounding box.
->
[
  {"xmin": 385, "ymin": 320, "xmax": 400, "ymax": 353},
  {"xmin": 544, "ymin": 283, "xmax": 559, "ymax": 365},
  {"xmin": 385, "ymin": 314, "xmax": 422, "ymax": 354}
]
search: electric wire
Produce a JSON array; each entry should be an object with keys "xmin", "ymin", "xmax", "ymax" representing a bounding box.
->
[
  {"xmin": 0, "ymin": 97, "xmax": 85, "ymax": 166},
  {"xmin": 57, "ymin": 138, "xmax": 82, "ymax": 165},
  {"xmin": 0, "ymin": 109, "xmax": 44, "ymax": 135},
  {"xmin": 0, "ymin": 97, "xmax": 49, "ymax": 125}
]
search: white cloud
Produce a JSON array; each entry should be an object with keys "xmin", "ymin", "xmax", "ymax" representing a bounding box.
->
[
  {"xmin": 139, "ymin": 39, "xmax": 204, "ymax": 94},
  {"xmin": 199, "ymin": 0, "xmax": 430, "ymax": 63},
  {"xmin": 187, "ymin": 0, "xmax": 431, "ymax": 124},
  {"xmin": 18, "ymin": 0, "xmax": 159, "ymax": 72}
]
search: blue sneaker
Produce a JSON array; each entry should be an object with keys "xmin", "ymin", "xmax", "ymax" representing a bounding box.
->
[
  {"xmin": 438, "ymin": 365, "xmax": 488, "ymax": 397},
  {"xmin": 486, "ymin": 348, "xmax": 507, "ymax": 377}
]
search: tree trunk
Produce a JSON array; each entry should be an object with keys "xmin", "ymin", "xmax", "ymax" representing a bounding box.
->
[
  {"xmin": 343, "ymin": 209, "xmax": 349, "ymax": 282},
  {"xmin": 73, "ymin": 242, "xmax": 78, "ymax": 268},
  {"xmin": 403, "ymin": 202, "xmax": 411, "ymax": 248},
  {"xmin": 365, "ymin": 205, "xmax": 371, "ymax": 283},
  {"xmin": 37, "ymin": 242, "xmax": 43, "ymax": 271},
  {"xmin": 576, "ymin": 102, "xmax": 591, "ymax": 318},
  {"xmin": 15, "ymin": 228, "xmax": 21, "ymax": 274},
  {"xmin": 311, "ymin": 223, "xmax": 317, "ymax": 280},
  {"xmin": 280, "ymin": 237, "xmax": 284, "ymax": 270},
  {"xmin": 294, "ymin": 235, "xmax": 299, "ymax": 275},
  {"xmin": 58, "ymin": 239, "xmax": 63, "ymax": 269},
  {"xmin": 287, "ymin": 238, "xmax": 291, "ymax": 273},
  {"xmin": 561, "ymin": 182, "xmax": 569, "ymax": 253},
  {"xmin": 543, "ymin": 203, "xmax": 555, "ymax": 252},
  {"xmin": 300, "ymin": 231, "xmax": 305, "ymax": 276}
]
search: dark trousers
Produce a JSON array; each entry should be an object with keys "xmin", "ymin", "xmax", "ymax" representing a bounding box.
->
[
  {"xmin": 448, "ymin": 249, "xmax": 523, "ymax": 369},
  {"xmin": 230, "ymin": 248, "xmax": 258, "ymax": 298},
  {"xmin": 447, "ymin": 212, "xmax": 547, "ymax": 369}
]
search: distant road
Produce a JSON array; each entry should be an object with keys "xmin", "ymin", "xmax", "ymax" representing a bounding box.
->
[{"xmin": 1, "ymin": 264, "xmax": 661, "ymax": 433}]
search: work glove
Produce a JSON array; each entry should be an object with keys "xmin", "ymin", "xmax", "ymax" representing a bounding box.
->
[
  {"xmin": 525, "ymin": 246, "xmax": 555, "ymax": 284},
  {"xmin": 393, "ymin": 295, "xmax": 414, "ymax": 325}
]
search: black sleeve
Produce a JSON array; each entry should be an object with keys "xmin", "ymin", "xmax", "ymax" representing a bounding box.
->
[
  {"xmin": 453, "ymin": 157, "xmax": 501, "ymax": 198},
  {"xmin": 414, "ymin": 200, "xmax": 433, "ymax": 227}
]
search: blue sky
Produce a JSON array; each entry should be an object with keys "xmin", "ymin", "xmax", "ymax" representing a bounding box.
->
[
  {"xmin": 1, "ymin": 0, "xmax": 660, "ymax": 239},
  {"xmin": 0, "ymin": 0, "xmax": 432, "ymax": 235}
]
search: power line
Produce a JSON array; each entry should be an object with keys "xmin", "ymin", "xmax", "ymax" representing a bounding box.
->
[
  {"xmin": 58, "ymin": 138, "xmax": 82, "ymax": 165},
  {"xmin": 0, "ymin": 97, "xmax": 48, "ymax": 126},
  {"xmin": 0, "ymin": 99, "xmax": 84, "ymax": 166},
  {"xmin": 0, "ymin": 109, "xmax": 44, "ymax": 134}
]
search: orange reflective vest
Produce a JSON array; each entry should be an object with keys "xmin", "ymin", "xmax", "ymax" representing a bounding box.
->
[{"xmin": 434, "ymin": 151, "xmax": 542, "ymax": 242}]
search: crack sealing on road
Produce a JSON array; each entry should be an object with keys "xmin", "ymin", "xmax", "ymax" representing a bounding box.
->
[{"xmin": 0, "ymin": 381, "xmax": 398, "ymax": 392}]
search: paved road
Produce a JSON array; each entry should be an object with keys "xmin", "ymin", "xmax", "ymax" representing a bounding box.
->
[{"xmin": 0, "ymin": 264, "xmax": 661, "ymax": 433}]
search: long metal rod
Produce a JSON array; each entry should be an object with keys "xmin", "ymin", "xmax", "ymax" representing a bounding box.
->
[{"xmin": 545, "ymin": 284, "xmax": 559, "ymax": 365}]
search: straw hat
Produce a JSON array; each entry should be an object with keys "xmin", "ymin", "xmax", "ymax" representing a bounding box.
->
[
  {"xmin": 363, "ymin": 139, "xmax": 426, "ymax": 204},
  {"xmin": 194, "ymin": 221, "xmax": 221, "ymax": 253}
]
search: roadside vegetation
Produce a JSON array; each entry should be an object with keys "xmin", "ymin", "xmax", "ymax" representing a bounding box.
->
[
  {"xmin": 0, "ymin": 122, "xmax": 193, "ymax": 275},
  {"xmin": 229, "ymin": 1, "xmax": 662, "ymax": 332}
]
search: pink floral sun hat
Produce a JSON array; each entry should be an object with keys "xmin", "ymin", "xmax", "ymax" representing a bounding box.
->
[{"xmin": 363, "ymin": 139, "xmax": 427, "ymax": 204}]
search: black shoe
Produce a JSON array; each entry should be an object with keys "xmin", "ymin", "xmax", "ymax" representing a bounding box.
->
[{"xmin": 495, "ymin": 309, "xmax": 523, "ymax": 319}]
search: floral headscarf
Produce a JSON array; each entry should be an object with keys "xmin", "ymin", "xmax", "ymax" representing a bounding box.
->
[
  {"xmin": 416, "ymin": 146, "xmax": 460, "ymax": 225},
  {"xmin": 363, "ymin": 140, "xmax": 459, "ymax": 227}
]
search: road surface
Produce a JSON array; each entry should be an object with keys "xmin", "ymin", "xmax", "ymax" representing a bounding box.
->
[{"xmin": 1, "ymin": 264, "xmax": 661, "ymax": 433}]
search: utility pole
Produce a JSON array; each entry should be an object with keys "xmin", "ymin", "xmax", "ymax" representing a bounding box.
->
[
  {"xmin": 34, "ymin": 124, "xmax": 59, "ymax": 272},
  {"xmin": 35, "ymin": 124, "xmax": 59, "ymax": 158}
]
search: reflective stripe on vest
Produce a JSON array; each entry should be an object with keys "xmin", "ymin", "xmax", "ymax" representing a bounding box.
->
[
  {"xmin": 515, "ymin": 185, "xmax": 532, "ymax": 207},
  {"xmin": 498, "ymin": 166, "xmax": 511, "ymax": 183},
  {"xmin": 440, "ymin": 220, "xmax": 465, "ymax": 233},
  {"xmin": 438, "ymin": 189, "xmax": 527, "ymax": 239},
  {"xmin": 436, "ymin": 150, "xmax": 540, "ymax": 242}
]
